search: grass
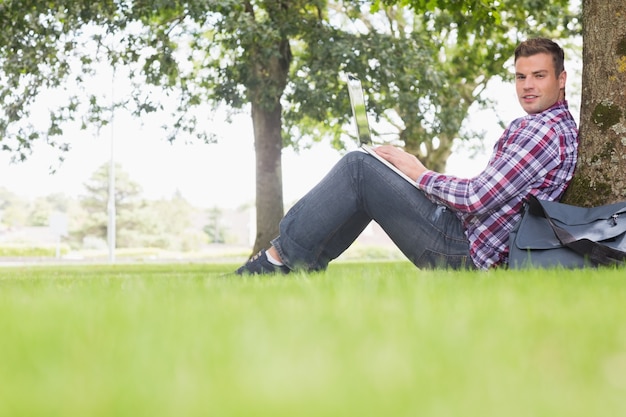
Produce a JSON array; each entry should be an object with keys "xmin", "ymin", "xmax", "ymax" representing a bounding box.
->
[{"xmin": 0, "ymin": 261, "xmax": 625, "ymax": 417}]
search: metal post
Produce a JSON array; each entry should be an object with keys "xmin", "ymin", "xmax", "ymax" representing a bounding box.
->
[{"xmin": 107, "ymin": 67, "xmax": 116, "ymax": 263}]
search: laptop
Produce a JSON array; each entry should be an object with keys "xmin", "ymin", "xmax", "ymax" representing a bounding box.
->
[{"xmin": 346, "ymin": 74, "xmax": 419, "ymax": 188}]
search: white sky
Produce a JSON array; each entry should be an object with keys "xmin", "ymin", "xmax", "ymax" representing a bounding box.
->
[
  {"xmin": 0, "ymin": 57, "xmax": 581, "ymax": 210},
  {"xmin": 0, "ymin": 108, "xmax": 342, "ymax": 209}
]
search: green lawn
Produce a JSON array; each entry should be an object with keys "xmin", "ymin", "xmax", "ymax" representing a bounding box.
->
[{"xmin": 0, "ymin": 262, "xmax": 625, "ymax": 417}]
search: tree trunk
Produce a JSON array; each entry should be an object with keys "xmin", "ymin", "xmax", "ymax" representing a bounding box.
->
[
  {"xmin": 563, "ymin": 0, "xmax": 626, "ymax": 206},
  {"xmin": 250, "ymin": 101, "xmax": 284, "ymax": 255}
]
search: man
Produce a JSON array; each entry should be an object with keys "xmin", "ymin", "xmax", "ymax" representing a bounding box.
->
[{"xmin": 236, "ymin": 37, "xmax": 579, "ymax": 274}]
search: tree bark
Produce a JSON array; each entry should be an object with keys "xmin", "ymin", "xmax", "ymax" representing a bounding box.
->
[
  {"xmin": 564, "ymin": 0, "xmax": 626, "ymax": 206},
  {"xmin": 241, "ymin": 0, "xmax": 292, "ymax": 256},
  {"xmin": 250, "ymin": 101, "xmax": 284, "ymax": 255}
]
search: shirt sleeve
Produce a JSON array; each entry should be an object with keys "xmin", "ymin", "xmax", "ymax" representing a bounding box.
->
[{"xmin": 417, "ymin": 118, "xmax": 563, "ymax": 215}]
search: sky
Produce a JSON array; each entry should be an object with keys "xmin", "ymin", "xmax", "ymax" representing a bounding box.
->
[
  {"xmin": 0, "ymin": 57, "xmax": 581, "ymax": 211},
  {"xmin": 0, "ymin": 107, "xmax": 343, "ymax": 209}
]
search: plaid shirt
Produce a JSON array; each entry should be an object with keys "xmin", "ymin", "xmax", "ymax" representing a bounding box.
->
[{"xmin": 417, "ymin": 101, "xmax": 579, "ymax": 270}]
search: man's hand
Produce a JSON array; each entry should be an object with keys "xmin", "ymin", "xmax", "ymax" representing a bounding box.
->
[{"xmin": 374, "ymin": 145, "xmax": 428, "ymax": 181}]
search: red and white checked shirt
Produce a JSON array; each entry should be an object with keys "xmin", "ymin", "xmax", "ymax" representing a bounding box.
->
[{"xmin": 417, "ymin": 101, "xmax": 579, "ymax": 270}]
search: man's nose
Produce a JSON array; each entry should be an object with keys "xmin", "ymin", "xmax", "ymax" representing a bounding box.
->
[{"xmin": 523, "ymin": 77, "xmax": 534, "ymax": 89}]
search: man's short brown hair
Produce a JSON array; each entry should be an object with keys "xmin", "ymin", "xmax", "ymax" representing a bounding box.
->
[{"xmin": 514, "ymin": 38, "xmax": 565, "ymax": 76}]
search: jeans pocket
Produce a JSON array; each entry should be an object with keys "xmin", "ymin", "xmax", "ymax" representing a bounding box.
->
[{"xmin": 416, "ymin": 249, "xmax": 473, "ymax": 270}]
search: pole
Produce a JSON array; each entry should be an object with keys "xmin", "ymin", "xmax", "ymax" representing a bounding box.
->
[{"xmin": 107, "ymin": 67, "xmax": 116, "ymax": 263}]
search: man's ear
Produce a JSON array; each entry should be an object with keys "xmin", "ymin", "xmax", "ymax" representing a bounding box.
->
[{"xmin": 559, "ymin": 70, "xmax": 567, "ymax": 90}]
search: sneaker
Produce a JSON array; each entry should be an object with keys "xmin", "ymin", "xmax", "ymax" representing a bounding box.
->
[{"xmin": 235, "ymin": 250, "xmax": 291, "ymax": 275}]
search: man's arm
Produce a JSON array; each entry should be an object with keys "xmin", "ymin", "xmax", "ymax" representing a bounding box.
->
[{"xmin": 418, "ymin": 123, "xmax": 564, "ymax": 215}]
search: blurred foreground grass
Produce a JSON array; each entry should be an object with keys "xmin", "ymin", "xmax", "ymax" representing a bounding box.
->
[{"xmin": 0, "ymin": 262, "xmax": 625, "ymax": 417}]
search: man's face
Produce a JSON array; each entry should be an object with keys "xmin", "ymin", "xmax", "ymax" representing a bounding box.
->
[{"xmin": 515, "ymin": 52, "xmax": 566, "ymax": 114}]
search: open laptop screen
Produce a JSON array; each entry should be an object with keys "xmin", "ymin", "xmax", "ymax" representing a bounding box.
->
[{"xmin": 346, "ymin": 74, "xmax": 372, "ymax": 146}]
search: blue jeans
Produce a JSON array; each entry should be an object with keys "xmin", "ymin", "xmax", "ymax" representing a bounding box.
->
[{"xmin": 272, "ymin": 151, "xmax": 475, "ymax": 271}]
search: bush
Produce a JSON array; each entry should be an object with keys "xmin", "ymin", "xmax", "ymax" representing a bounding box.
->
[{"xmin": 0, "ymin": 244, "xmax": 69, "ymax": 258}]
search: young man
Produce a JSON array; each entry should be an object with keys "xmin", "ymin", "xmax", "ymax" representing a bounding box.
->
[{"xmin": 236, "ymin": 37, "xmax": 579, "ymax": 274}]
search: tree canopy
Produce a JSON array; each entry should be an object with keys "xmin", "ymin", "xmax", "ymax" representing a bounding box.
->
[{"xmin": 287, "ymin": 0, "xmax": 579, "ymax": 171}]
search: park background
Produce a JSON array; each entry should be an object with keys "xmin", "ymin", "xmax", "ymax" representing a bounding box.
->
[
  {"xmin": 0, "ymin": 0, "xmax": 590, "ymax": 261},
  {"xmin": 0, "ymin": 44, "xmax": 582, "ymax": 261}
]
